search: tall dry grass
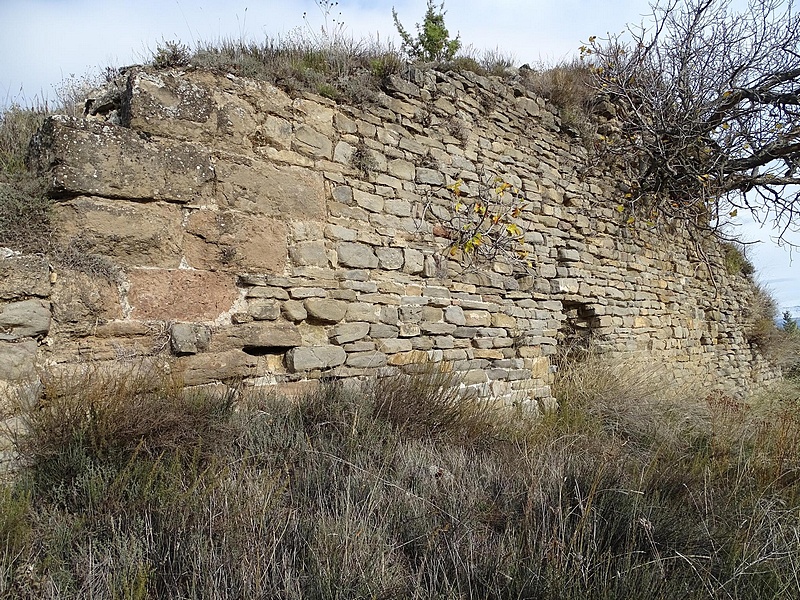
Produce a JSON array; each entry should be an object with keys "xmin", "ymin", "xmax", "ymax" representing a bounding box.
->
[{"xmin": 1, "ymin": 357, "xmax": 799, "ymax": 598}]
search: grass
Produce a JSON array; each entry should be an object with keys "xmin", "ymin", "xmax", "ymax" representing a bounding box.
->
[{"xmin": 1, "ymin": 355, "xmax": 799, "ymax": 599}]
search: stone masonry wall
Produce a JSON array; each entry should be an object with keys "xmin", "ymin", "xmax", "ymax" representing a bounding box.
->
[{"xmin": 0, "ymin": 65, "xmax": 781, "ymax": 408}]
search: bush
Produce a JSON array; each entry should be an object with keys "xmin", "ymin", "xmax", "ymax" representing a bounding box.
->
[{"xmin": 393, "ymin": 0, "xmax": 461, "ymax": 63}]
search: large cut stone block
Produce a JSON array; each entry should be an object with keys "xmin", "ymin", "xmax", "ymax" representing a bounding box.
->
[
  {"xmin": 184, "ymin": 210, "xmax": 287, "ymax": 273},
  {"xmin": 29, "ymin": 117, "xmax": 216, "ymax": 203},
  {"xmin": 213, "ymin": 322, "xmax": 302, "ymax": 351},
  {"xmin": 55, "ymin": 197, "xmax": 184, "ymax": 268},
  {"xmin": 127, "ymin": 269, "xmax": 237, "ymax": 321},
  {"xmin": 215, "ymin": 156, "xmax": 326, "ymax": 220}
]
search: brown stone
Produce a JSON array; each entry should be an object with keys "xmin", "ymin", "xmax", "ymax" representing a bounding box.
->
[
  {"xmin": 55, "ymin": 197, "xmax": 184, "ymax": 268},
  {"xmin": 29, "ymin": 117, "xmax": 216, "ymax": 203},
  {"xmin": 0, "ymin": 254, "xmax": 50, "ymax": 300},
  {"xmin": 212, "ymin": 321, "xmax": 302, "ymax": 351},
  {"xmin": 215, "ymin": 157, "xmax": 326, "ymax": 220},
  {"xmin": 184, "ymin": 210, "xmax": 287, "ymax": 273},
  {"xmin": 174, "ymin": 350, "xmax": 259, "ymax": 386},
  {"xmin": 127, "ymin": 269, "xmax": 237, "ymax": 321}
]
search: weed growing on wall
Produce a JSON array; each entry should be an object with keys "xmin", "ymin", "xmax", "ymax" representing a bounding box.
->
[{"xmin": 432, "ymin": 175, "xmax": 533, "ymax": 272}]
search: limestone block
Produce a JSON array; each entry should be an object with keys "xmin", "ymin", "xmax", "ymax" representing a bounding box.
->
[
  {"xmin": 127, "ymin": 269, "xmax": 237, "ymax": 321},
  {"xmin": 332, "ymin": 322, "xmax": 371, "ymax": 344},
  {"xmin": 214, "ymin": 322, "xmax": 302, "ymax": 350},
  {"xmin": 305, "ymin": 299, "xmax": 347, "ymax": 323},
  {"xmin": 248, "ymin": 300, "xmax": 281, "ymax": 321},
  {"xmin": 387, "ymin": 159, "xmax": 415, "ymax": 180},
  {"xmin": 346, "ymin": 303, "xmax": 379, "ymax": 322},
  {"xmin": 247, "ymin": 287, "xmax": 290, "ymax": 300},
  {"xmin": 175, "ymin": 350, "xmax": 259, "ymax": 386},
  {"xmin": 346, "ymin": 351, "xmax": 388, "ymax": 368},
  {"xmin": 0, "ymin": 340, "xmax": 38, "ymax": 381},
  {"xmin": 286, "ymin": 345, "xmax": 346, "ymax": 372},
  {"xmin": 170, "ymin": 323, "xmax": 211, "ymax": 355},
  {"xmin": 184, "ymin": 210, "xmax": 288, "ymax": 273},
  {"xmin": 56, "ymin": 197, "xmax": 184, "ymax": 268},
  {"xmin": 337, "ymin": 243, "xmax": 378, "ymax": 269},
  {"xmin": 353, "ymin": 190, "xmax": 384, "ymax": 213},
  {"xmin": 415, "ymin": 168, "xmax": 445, "ymax": 185},
  {"xmin": 290, "ymin": 288, "xmax": 327, "ymax": 299},
  {"xmin": 294, "ymin": 125, "xmax": 333, "ymax": 159},
  {"xmin": 0, "ymin": 255, "xmax": 50, "ymax": 300},
  {"xmin": 0, "ymin": 300, "xmax": 50, "ymax": 340},
  {"xmin": 29, "ymin": 117, "xmax": 216, "ymax": 203}
]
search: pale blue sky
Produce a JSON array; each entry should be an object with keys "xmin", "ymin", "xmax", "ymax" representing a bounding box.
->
[{"xmin": 1, "ymin": 0, "xmax": 797, "ymax": 312}]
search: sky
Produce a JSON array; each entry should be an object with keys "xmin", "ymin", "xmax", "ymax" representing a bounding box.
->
[{"xmin": 0, "ymin": 0, "xmax": 797, "ymax": 313}]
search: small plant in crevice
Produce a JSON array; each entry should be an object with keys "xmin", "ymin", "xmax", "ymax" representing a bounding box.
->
[
  {"xmin": 430, "ymin": 175, "xmax": 533, "ymax": 272},
  {"xmin": 350, "ymin": 140, "xmax": 377, "ymax": 176},
  {"xmin": 151, "ymin": 40, "xmax": 192, "ymax": 69}
]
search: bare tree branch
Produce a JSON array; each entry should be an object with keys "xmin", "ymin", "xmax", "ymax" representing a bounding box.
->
[{"xmin": 586, "ymin": 0, "xmax": 800, "ymax": 242}]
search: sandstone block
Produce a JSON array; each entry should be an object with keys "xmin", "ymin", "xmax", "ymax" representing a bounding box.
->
[
  {"xmin": 0, "ymin": 300, "xmax": 51, "ymax": 340},
  {"xmin": 215, "ymin": 322, "xmax": 302, "ymax": 350},
  {"xmin": 294, "ymin": 125, "xmax": 333, "ymax": 159},
  {"xmin": 370, "ymin": 323, "xmax": 399, "ymax": 338},
  {"xmin": 175, "ymin": 350, "xmax": 258, "ymax": 387},
  {"xmin": 305, "ymin": 298, "xmax": 347, "ymax": 323},
  {"xmin": 30, "ymin": 117, "xmax": 216, "ymax": 203},
  {"xmin": 286, "ymin": 345, "xmax": 347, "ymax": 371},
  {"xmin": 56, "ymin": 197, "xmax": 184, "ymax": 268},
  {"xmin": 376, "ymin": 248, "xmax": 404, "ymax": 270},
  {"xmin": 185, "ymin": 210, "xmax": 287, "ymax": 273},
  {"xmin": 0, "ymin": 255, "xmax": 50, "ymax": 300},
  {"xmin": 127, "ymin": 269, "xmax": 237, "ymax": 321},
  {"xmin": 403, "ymin": 249, "xmax": 424, "ymax": 274},
  {"xmin": 464, "ymin": 310, "xmax": 491, "ymax": 326},
  {"xmin": 217, "ymin": 160, "xmax": 326, "ymax": 220},
  {"xmin": 289, "ymin": 241, "xmax": 329, "ymax": 268}
]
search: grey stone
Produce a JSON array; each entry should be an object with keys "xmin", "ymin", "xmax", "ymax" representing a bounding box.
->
[
  {"xmin": 305, "ymin": 298, "xmax": 347, "ymax": 323},
  {"xmin": 246, "ymin": 286, "xmax": 290, "ymax": 300},
  {"xmin": 170, "ymin": 323, "xmax": 211, "ymax": 355},
  {"xmin": 332, "ymin": 322, "xmax": 371, "ymax": 344},
  {"xmin": 444, "ymin": 306, "xmax": 466, "ymax": 325},
  {"xmin": 0, "ymin": 255, "xmax": 50, "ymax": 300},
  {"xmin": 337, "ymin": 242, "xmax": 378, "ymax": 269},
  {"xmin": 282, "ymin": 300, "xmax": 308, "ymax": 322},
  {"xmin": 0, "ymin": 300, "xmax": 51, "ymax": 340},
  {"xmin": 346, "ymin": 351, "xmax": 388, "ymax": 368},
  {"xmin": 290, "ymin": 287, "xmax": 327, "ymax": 299},
  {"xmin": 376, "ymin": 338, "xmax": 413, "ymax": 353},
  {"xmin": 370, "ymin": 323, "xmax": 399, "ymax": 338},
  {"xmin": 376, "ymin": 248, "xmax": 404, "ymax": 270},
  {"xmin": 419, "ymin": 322, "xmax": 457, "ymax": 335},
  {"xmin": 248, "ymin": 299, "xmax": 281, "ymax": 321},
  {"xmin": 290, "ymin": 241, "xmax": 329, "ymax": 267},
  {"xmin": 0, "ymin": 340, "xmax": 38, "ymax": 381},
  {"xmin": 287, "ymin": 345, "xmax": 346, "ymax": 371},
  {"xmin": 403, "ymin": 249, "xmax": 424, "ymax": 274},
  {"xmin": 415, "ymin": 168, "xmax": 445, "ymax": 185}
]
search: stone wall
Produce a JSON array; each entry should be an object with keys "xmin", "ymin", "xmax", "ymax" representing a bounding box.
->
[{"xmin": 0, "ymin": 65, "xmax": 780, "ymax": 407}]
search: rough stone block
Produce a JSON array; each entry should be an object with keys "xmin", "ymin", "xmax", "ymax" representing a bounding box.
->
[
  {"xmin": 305, "ymin": 298, "xmax": 347, "ymax": 323},
  {"xmin": 337, "ymin": 242, "xmax": 379, "ymax": 269},
  {"xmin": 0, "ymin": 254, "xmax": 50, "ymax": 300},
  {"xmin": 248, "ymin": 299, "xmax": 281, "ymax": 321},
  {"xmin": 286, "ymin": 345, "xmax": 347, "ymax": 371},
  {"xmin": 0, "ymin": 340, "xmax": 38, "ymax": 381},
  {"xmin": 346, "ymin": 351, "xmax": 388, "ymax": 368},
  {"xmin": 170, "ymin": 323, "xmax": 211, "ymax": 355},
  {"xmin": 332, "ymin": 322, "xmax": 371, "ymax": 344},
  {"xmin": 0, "ymin": 300, "xmax": 51, "ymax": 340},
  {"xmin": 175, "ymin": 350, "xmax": 259, "ymax": 386}
]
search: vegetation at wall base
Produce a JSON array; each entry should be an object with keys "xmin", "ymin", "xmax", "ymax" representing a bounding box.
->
[{"xmin": 1, "ymin": 360, "xmax": 800, "ymax": 599}]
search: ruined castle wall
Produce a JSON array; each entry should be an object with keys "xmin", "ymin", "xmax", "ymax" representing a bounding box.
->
[{"xmin": 0, "ymin": 66, "xmax": 780, "ymax": 405}]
